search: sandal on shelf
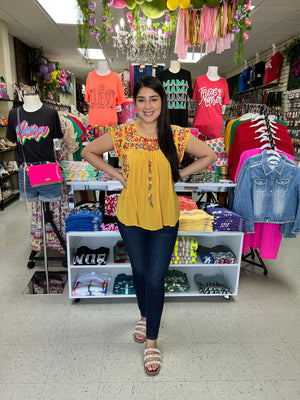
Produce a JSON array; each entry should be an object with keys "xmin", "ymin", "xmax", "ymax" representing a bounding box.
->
[
  {"xmin": 144, "ymin": 347, "xmax": 162, "ymax": 376},
  {"xmin": 133, "ymin": 320, "xmax": 146, "ymax": 343}
]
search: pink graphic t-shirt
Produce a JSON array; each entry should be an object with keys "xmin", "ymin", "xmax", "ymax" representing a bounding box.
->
[{"xmin": 192, "ymin": 74, "xmax": 230, "ymax": 138}]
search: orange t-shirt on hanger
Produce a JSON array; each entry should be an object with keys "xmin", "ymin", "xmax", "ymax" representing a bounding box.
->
[{"xmin": 85, "ymin": 70, "xmax": 126, "ymax": 127}]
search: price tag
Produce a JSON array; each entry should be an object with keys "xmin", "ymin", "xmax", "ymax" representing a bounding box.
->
[{"xmin": 53, "ymin": 138, "xmax": 61, "ymax": 150}]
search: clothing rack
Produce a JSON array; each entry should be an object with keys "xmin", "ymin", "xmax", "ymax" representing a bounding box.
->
[
  {"xmin": 42, "ymin": 100, "xmax": 71, "ymax": 112},
  {"xmin": 240, "ymin": 103, "xmax": 272, "ymax": 276}
]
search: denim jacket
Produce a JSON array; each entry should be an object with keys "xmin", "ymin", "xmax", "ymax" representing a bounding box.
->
[{"xmin": 232, "ymin": 150, "xmax": 300, "ymax": 238}]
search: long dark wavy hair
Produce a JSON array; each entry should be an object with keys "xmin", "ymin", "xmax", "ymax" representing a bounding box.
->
[{"xmin": 133, "ymin": 75, "xmax": 180, "ymax": 182}]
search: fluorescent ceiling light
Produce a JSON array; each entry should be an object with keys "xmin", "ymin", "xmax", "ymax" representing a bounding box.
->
[
  {"xmin": 36, "ymin": 0, "xmax": 79, "ymax": 24},
  {"xmin": 179, "ymin": 52, "xmax": 205, "ymax": 63},
  {"xmin": 78, "ymin": 48, "xmax": 106, "ymax": 60}
]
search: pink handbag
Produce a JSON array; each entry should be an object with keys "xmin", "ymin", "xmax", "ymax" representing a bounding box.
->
[{"xmin": 26, "ymin": 162, "xmax": 63, "ymax": 187}]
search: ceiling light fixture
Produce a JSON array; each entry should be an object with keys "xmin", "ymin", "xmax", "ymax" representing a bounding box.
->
[
  {"xmin": 78, "ymin": 48, "xmax": 106, "ymax": 60},
  {"xmin": 112, "ymin": 16, "xmax": 169, "ymax": 64},
  {"xmin": 179, "ymin": 52, "xmax": 205, "ymax": 63},
  {"xmin": 36, "ymin": 0, "xmax": 79, "ymax": 24}
]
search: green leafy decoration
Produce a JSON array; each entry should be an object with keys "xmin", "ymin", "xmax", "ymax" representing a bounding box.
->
[{"xmin": 283, "ymin": 37, "xmax": 300, "ymax": 65}]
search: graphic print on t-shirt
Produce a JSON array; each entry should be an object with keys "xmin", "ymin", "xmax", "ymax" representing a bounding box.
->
[
  {"xmin": 197, "ymin": 87, "xmax": 223, "ymax": 107},
  {"xmin": 162, "ymin": 79, "xmax": 190, "ymax": 110},
  {"xmin": 89, "ymin": 84, "xmax": 116, "ymax": 110},
  {"xmin": 16, "ymin": 119, "xmax": 50, "ymax": 144}
]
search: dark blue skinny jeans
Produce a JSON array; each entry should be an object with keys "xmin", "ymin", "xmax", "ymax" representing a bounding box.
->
[{"xmin": 117, "ymin": 219, "xmax": 179, "ymax": 340}]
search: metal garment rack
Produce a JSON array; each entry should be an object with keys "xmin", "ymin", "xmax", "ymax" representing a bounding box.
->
[
  {"xmin": 240, "ymin": 103, "xmax": 275, "ymax": 276},
  {"xmin": 28, "ymin": 201, "xmax": 67, "ymax": 294}
]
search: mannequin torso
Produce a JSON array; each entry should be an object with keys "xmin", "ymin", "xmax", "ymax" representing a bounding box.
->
[
  {"xmin": 23, "ymin": 94, "xmax": 43, "ymax": 112},
  {"xmin": 206, "ymin": 66, "xmax": 220, "ymax": 81},
  {"xmin": 96, "ymin": 60, "xmax": 111, "ymax": 76},
  {"xmin": 169, "ymin": 60, "xmax": 181, "ymax": 74}
]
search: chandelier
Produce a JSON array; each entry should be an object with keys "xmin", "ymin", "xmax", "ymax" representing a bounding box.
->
[{"xmin": 112, "ymin": 16, "xmax": 169, "ymax": 64}]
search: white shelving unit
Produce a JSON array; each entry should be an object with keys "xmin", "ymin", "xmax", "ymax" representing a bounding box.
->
[{"xmin": 67, "ymin": 230, "xmax": 244, "ymax": 300}]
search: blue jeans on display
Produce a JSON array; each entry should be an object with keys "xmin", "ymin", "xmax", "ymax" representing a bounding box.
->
[{"xmin": 117, "ymin": 219, "xmax": 179, "ymax": 340}]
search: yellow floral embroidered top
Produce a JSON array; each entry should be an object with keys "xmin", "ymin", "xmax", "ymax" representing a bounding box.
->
[{"xmin": 110, "ymin": 122, "xmax": 190, "ymax": 230}]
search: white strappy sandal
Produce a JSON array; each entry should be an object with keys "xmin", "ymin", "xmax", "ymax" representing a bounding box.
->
[
  {"xmin": 144, "ymin": 347, "xmax": 162, "ymax": 376},
  {"xmin": 133, "ymin": 320, "xmax": 146, "ymax": 343}
]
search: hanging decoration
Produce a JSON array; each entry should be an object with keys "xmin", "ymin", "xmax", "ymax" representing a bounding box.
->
[
  {"xmin": 76, "ymin": 0, "xmax": 253, "ymax": 67},
  {"xmin": 77, "ymin": 0, "xmax": 178, "ymax": 58},
  {"xmin": 232, "ymin": 0, "xmax": 252, "ymax": 66},
  {"xmin": 175, "ymin": 1, "xmax": 237, "ymax": 60}
]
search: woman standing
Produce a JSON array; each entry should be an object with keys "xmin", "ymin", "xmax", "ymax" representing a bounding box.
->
[{"xmin": 81, "ymin": 76, "xmax": 217, "ymax": 376}]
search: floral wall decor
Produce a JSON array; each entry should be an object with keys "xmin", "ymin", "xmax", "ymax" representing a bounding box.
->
[{"xmin": 30, "ymin": 48, "xmax": 74, "ymax": 101}]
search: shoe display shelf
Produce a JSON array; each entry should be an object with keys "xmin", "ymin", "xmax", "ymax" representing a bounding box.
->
[
  {"xmin": 0, "ymin": 130, "xmax": 19, "ymax": 210},
  {"xmin": 67, "ymin": 230, "xmax": 244, "ymax": 301}
]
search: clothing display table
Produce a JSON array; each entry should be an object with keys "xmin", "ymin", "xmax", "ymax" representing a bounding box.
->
[{"xmin": 67, "ymin": 180, "xmax": 236, "ymax": 193}]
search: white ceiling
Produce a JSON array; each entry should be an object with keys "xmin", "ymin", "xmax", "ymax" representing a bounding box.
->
[{"xmin": 0, "ymin": 0, "xmax": 299, "ymax": 83}]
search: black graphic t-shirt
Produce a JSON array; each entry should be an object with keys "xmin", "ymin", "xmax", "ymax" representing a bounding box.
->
[
  {"xmin": 158, "ymin": 69, "xmax": 193, "ymax": 127},
  {"xmin": 6, "ymin": 105, "xmax": 63, "ymax": 165},
  {"xmin": 250, "ymin": 61, "xmax": 265, "ymax": 87}
]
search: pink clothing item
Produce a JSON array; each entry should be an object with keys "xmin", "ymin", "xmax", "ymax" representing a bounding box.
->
[
  {"xmin": 175, "ymin": 4, "xmax": 235, "ymax": 60},
  {"xmin": 192, "ymin": 74, "xmax": 230, "ymax": 138},
  {"xmin": 129, "ymin": 65, "xmax": 134, "ymax": 97},
  {"xmin": 234, "ymin": 148, "xmax": 295, "ymax": 182},
  {"xmin": 174, "ymin": 8, "xmax": 188, "ymax": 59},
  {"xmin": 243, "ymin": 223, "xmax": 282, "ymax": 259}
]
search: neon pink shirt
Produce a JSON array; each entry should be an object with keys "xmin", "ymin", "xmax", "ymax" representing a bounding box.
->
[{"xmin": 192, "ymin": 74, "xmax": 230, "ymax": 139}]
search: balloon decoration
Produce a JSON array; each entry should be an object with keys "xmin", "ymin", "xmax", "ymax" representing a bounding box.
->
[
  {"xmin": 179, "ymin": 0, "xmax": 191, "ymax": 9},
  {"xmin": 126, "ymin": 0, "xmax": 137, "ymax": 9},
  {"xmin": 112, "ymin": 0, "xmax": 127, "ymax": 8},
  {"xmin": 205, "ymin": 0, "xmax": 220, "ymax": 7},
  {"xmin": 191, "ymin": 0, "xmax": 205, "ymax": 8},
  {"xmin": 38, "ymin": 60, "xmax": 60, "ymax": 83},
  {"xmin": 140, "ymin": 0, "xmax": 167, "ymax": 19},
  {"xmin": 167, "ymin": 0, "xmax": 179, "ymax": 10}
]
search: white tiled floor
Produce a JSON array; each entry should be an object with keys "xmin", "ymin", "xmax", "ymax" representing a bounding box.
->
[{"xmin": 0, "ymin": 200, "xmax": 299, "ymax": 400}]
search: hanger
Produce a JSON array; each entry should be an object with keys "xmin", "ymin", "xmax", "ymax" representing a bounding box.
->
[{"xmin": 240, "ymin": 112, "xmax": 259, "ymax": 120}]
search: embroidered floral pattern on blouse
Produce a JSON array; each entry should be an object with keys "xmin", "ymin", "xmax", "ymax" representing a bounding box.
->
[
  {"xmin": 173, "ymin": 126, "xmax": 190, "ymax": 162},
  {"xmin": 148, "ymin": 193, "xmax": 153, "ymax": 207},
  {"xmin": 148, "ymin": 160, "xmax": 153, "ymax": 207}
]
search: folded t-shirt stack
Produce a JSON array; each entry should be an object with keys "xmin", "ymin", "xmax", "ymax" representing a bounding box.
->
[
  {"xmin": 194, "ymin": 273, "xmax": 232, "ymax": 295},
  {"xmin": 104, "ymin": 193, "xmax": 119, "ymax": 216},
  {"xmin": 205, "ymin": 206, "xmax": 246, "ymax": 232},
  {"xmin": 61, "ymin": 161, "xmax": 98, "ymax": 181},
  {"xmin": 113, "ymin": 240, "xmax": 130, "ymax": 263},
  {"xmin": 113, "ymin": 273, "xmax": 135, "ymax": 295},
  {"xmin": 73, "ymin": 246, "xmax": 109, "ymax": 265},
  {"xmin": 170, "ymin": 235, "xmax": 198, "ymax": 264},
  {"xmin": 179, "ymin": 209, "xmax": 214, "ymax": 231},
  {"xmin": 177, "ymin": 195, "xmax": 198, "ymax": 211},
  {"xmin": 197, "ymin": 244, "xmax": 236, "ymax": 264},
  {"xmin": 65, "ymin": 203, "xmax": 103, "ymax": 232},
  {"xmin": 72, "ymin": 272, "xmax": 110, "ymax": 296},
  {"xmin": 164, "ymin": 270, "xmax": 190, "ymax": 293}
]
